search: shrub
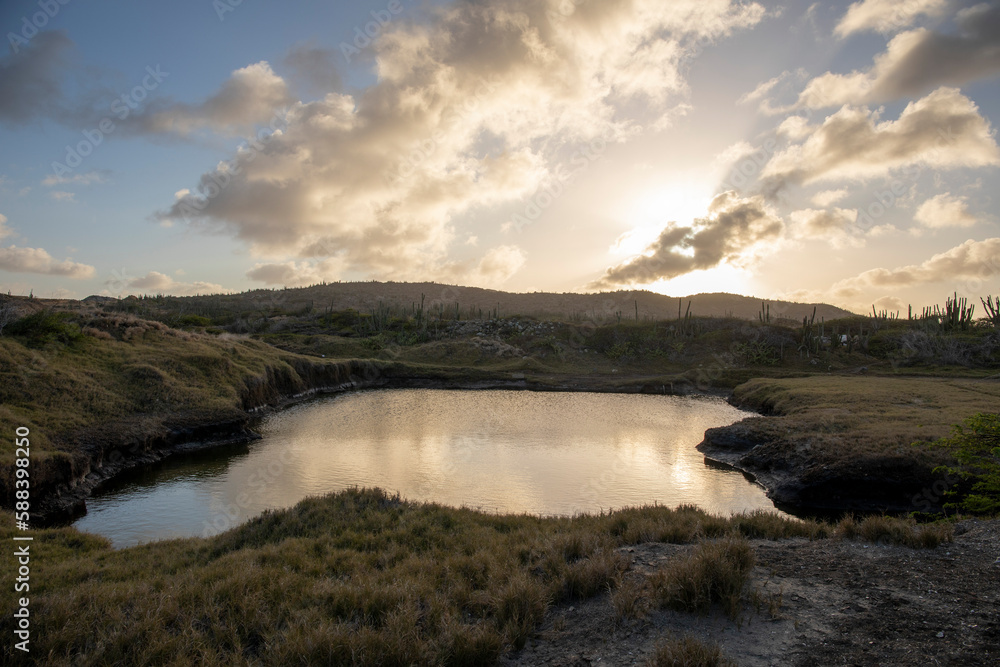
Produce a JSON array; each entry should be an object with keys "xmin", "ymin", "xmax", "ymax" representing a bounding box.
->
[
  {"xmin": 929, "ymin": 413, "xmax": 1000, "ymax": 515},
  {"xmin": 5, "ymin": 310, "xmax": 84, "ymax": 347}
]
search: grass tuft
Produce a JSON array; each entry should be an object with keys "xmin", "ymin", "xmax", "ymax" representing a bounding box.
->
[
  {"xmin": 650, "ymin": 536, "xmax": 756, "ymax": 619},
  {"xmin": 646, "ymin": 634, "xmax": 736, "ymax": 667},
  {"xmin": 836, "ymin": 514, "xmax": 954, "ymax": 548}
]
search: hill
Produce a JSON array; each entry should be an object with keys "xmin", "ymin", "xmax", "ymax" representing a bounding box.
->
[{"xmin": 90, "ymin": 282, "xmax": 855, "ymax": 323}]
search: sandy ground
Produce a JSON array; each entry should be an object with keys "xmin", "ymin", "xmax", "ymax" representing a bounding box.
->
[{"xmin": 500, "ymin": 520, "xmax": 1000, "ymax": 666}]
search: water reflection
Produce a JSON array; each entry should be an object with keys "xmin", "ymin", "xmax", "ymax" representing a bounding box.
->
[{"xmin": 73, "ymin": 389, "xmax": 781, "ymax": 548}]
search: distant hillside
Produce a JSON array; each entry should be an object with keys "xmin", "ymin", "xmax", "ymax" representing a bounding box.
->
[{"xmin": 158, "ymin": 282, "xmax": 856, "ymax": 323}]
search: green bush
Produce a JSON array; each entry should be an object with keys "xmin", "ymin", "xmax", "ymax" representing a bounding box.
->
[
  {"xmin": 5, "ymin": 310, "xmax": 84, "ymax": 347},
  {"xmin": 930, "ymin": 413, "xmax": 1000, "ymax": 515}
]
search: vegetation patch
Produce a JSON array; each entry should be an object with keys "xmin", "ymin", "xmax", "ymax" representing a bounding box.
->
[
  {"xmin": 926, "ymin": 412, "xmax": 1000, "ymax": 515},
  {"xmin": 646, "ymin": 634, "xmax": 736, "ymax": 667},
  {"xmin": 0, "ymin": 487, "xmax": 954, "ymax": 665}
]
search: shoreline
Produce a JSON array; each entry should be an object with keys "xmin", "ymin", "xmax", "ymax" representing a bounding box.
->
[{"xmin": 32, "ymin": 369, "xmax": 733, "ymax": 526}]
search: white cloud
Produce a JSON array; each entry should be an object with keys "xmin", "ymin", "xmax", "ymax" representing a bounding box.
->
[
  {"xmin": 832, "ymin": 237, "xmax": 1000, "ymax": 292},
  {"xmin": 125, "ymin": 271, "xmax": 229, "ymax": 296},
  {"xmin": 789, "ymin": 207, "xmax": 864, "ymax": 248},
  {"xmin": 802, "ymin": 4, "xmax": 1000, "ymax": 108},
  {"xmin": 462, "ymin": 245, "xmax": 527, "ymax": 286},
  {"xmin": 834, "ymin": 0, "xmax": 949, "ymax": 38},
  {"xmin": 156, "ymin": 0, "xmax": 765, "ymax": 283},
  {"xmin": 914, "ymin": 193, "xmax": 978, "ymax": 228},
  {"xmin": 762, "ymin": 88, "xmax": 1000, "ymax": 188},
  {"xmin": 0, "ymin": 245, "xmax": 95, "ymax": 278},
  {"xmin": 0, "ymin": 213, "xmax": 10, "ymax": 240},
  {"xmin": 594, "ymin": 191, "xmax": 783, "ymax": 287},
  {"xmin": 134, "ymin": 62, "xmax": 293, "ymax": 137},
  {"xmin": 48, "ymin": 191, "xmax": 76, "ymax": 202},
  {"xmin": 811, "ymin": 188, "xmax": 849, "ymax": 207},
  {"xmin": 42, "ymin": 170, "xmax": 108, "ymax": 187},
  {"xmin": 776, "ymin": 115, "xmax": 813, "ymax": 140},
  {"xmin": 246, "ymin": 259, "xmax": 344, "ymax": 287}
]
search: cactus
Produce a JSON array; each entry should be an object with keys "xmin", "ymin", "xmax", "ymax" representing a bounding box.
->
[
  {"xmin": 758, "ymin": 301, "xmax": 770, "ymax": 324},
  {"xmin": 982, "ymin": 295, "xmax": 1000, "ymax": 328}
]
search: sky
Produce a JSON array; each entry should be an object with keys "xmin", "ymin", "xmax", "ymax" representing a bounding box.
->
[{"xmin": 0, "ymin": 0, "xmax": 998, "ymax": 314}]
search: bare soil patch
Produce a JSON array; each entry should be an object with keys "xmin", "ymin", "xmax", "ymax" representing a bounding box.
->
[{"xmin": 501, "ymin": 520, "xmax": 1000, "ymax": 666}]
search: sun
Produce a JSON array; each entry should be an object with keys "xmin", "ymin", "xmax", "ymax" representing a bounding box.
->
[
  {"xmin": 647, "ymin": 264, "xmax": 757, "ymax": 297},
  {"xmin": 629, "ymin": 183, "xmax": 714, "ymax": 231}
]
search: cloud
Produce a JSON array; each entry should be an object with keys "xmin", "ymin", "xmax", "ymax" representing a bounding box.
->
[
  {"xmin": 739, "ymin": 68, "xmax": 808, "ymax": 113},
  {"xmin": 762, "ymin": 87, "xmax": 1000, "ymax": 188},
  {"xmin": 0, "ymin": 214, "xmax": 10, "ymax": 240},
  {"xmin": 42, "ymin": 170, "xmax": 109, "ymax": 187},
  {"xmin": 452, "ymin": 245, "xmax": 527, "ymax": 287},
  {"xmin": 124, "ymin": 271, "xmax": 228, "ymax": 296},
  {"xmin": 246, "ymin": 259, "xmax": 345, "ymax": 287},
  {"xmin": 593, "ymin": 191, "xmax": 783, "ymax": 288},
  {"xmin": 48, "ymin": 191, "xmax": 76, "ymax": 202},
  {"xmin": 132, "ymin": 62, "xmax": 293, "ymax": 137},
  {"xmin": 811, "ymin": 188, "xmax": 849, "ymax": 206},
  {"xmin": 158, "ymin": 0, "xmax": 765, "ymax": 282},
  {"xmin": 0, "ymin": 245, "xmax": 95, "ymax": 278},
  {"xmin": 834, "ymin": 0, "xmax": 949, "ymax": 38},
  {"xmin": 789, "ymin": 207, "xmax": 864, "ymax": 248},
  {"xmin": 832, "ymin": 237, "xmax": 1000, "ymax": 292},
  {"xmin": 0, "ymin": 31, "xmax": 73, "ymax": 125},
  {"xmin": 914, "ymin": 193, "xmax": 978, "ymax": 228},
  {"xmin": 283, "ymin": 43, "xmax": 343, "ymax": 98},
  {"xmin": 873, "ymin": 295, "xmax": 905, "ymax": 313},
  {"xmin": 801, "ymin": 4, "xmax": 1000, "ymax": 108}
]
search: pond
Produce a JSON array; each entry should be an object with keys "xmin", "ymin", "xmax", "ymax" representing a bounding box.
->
[{"xmin": 72, "ymin": 389, "xmax": 782, "ymax": 548}]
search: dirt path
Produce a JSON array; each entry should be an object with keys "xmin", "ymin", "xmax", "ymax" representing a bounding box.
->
[{"xmin": 501, "ymin": 520, "xmax": 1000, "ymax": 666}]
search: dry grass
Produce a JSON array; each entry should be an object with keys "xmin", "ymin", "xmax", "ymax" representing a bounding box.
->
[
  {"xmin": 733, "ymin": 376, "xmax": 1000, "ymax": 461},
  {"xmin": 0, "ymin": 488, "xmax": 957, "ymax": 665},
  {"xmin": 646, "ymin": 634, "xmax": 736, "ymax": 667},
  {"xmin": 0, "ymin": 319, "xmax": 385, "ymax": 503},
  {"xmin": 610, "ymin": 574, "xmax": 648, "ymax": 623},
  {"xmin": 836, "ymin": 514, "xmax": 954, "ymax": 548},
  {"xmin": 649, "ymin": 536, "xmax": 756, "ymax": 619}
]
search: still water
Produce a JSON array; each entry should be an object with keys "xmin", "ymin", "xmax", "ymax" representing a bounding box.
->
[{"xmin": 73, "ymin": 389, "xmax": 779, "ymax": 548}]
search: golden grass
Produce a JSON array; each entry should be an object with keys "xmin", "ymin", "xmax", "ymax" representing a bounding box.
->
[
  {"xmin": 649, "ymin": 536, "xmax": 756, "ymax": 619},
  {"xmin": 0, "ymin": 322, "xmax": 386, "ymax": 502},
  {"xmin": 734, "ymin": 376, "xmax": 1000, "ymax": 451},
  {"xmin": 646, "ymin": 634, "xmax": 736, "ymax": 667},
  {"xmin": 0, "ymin": 488, "xmax": 954, "ymax": 665}
]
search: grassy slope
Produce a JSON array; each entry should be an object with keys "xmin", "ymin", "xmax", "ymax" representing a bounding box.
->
[
  {"xmin": 0, "ymin": 318, "xmax": 384, "ymax": 503},
  {"xmin": 701, "ymin": 376, "xmax": 1000, "ymax": 511},
  {"xmin": 0, "ymin": 488, "xmax": 949, "ymax": 666},
  {"xmin": 732, "ymin": 376, "xmax": 1000, "ymax": 458}
]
